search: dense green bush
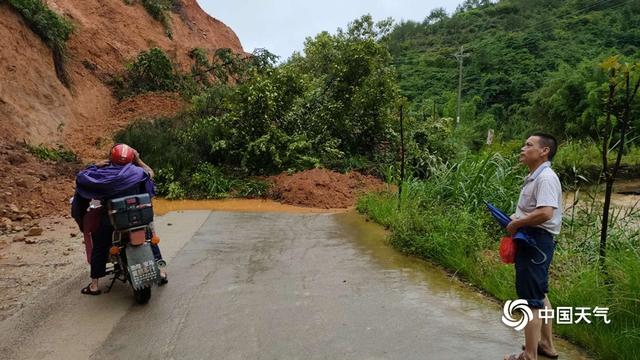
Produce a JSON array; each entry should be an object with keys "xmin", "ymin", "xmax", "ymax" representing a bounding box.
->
[
  {"xmin": 111, "ymin": 48, "xmax": 179, "ymax": 99},
  {"xmin": 554, "ymin": 140, "xmax": 640, "ymax": 184},
  {"xmin": 151, "ymin": 163, "xmax": 269, "ymax": 200},
  {"xmin": 481, "ymin": 139, "xmax": 640, "ymax": 185},
  {"xmin": 114, "ymin": 117, "xmax": 196, "ymax": 174},
  {"xmin": 8, "ymin": 0, "xmax": 74, "ymax": 86},
  {"xmin": 116, "ymin": 16, "xmax": 401, "ymax": 188},
  {"xmin": 112, "ymin": 46, "xmax": 260, "ymax": 100}
]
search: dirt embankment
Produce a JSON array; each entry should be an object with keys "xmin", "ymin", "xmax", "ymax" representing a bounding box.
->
[
  {"xmin": 0, "ymin": 0, "xmax": 244, "ymax": 221},
  {"xmin": 1, "ymin": 0, "xmax": 243, "ymax": 152}
]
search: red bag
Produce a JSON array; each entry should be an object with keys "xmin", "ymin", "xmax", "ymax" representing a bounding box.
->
[
  {"xmin": 499, "ymin": 236, "xmax": 518, "ymax": 264},
  {"xmin": 82, "ymin": 208, "xmax": 102, "ymax": 264}
]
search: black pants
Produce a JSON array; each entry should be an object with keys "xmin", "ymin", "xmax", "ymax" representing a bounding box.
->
[
  {"xmin": 514, "ymin": 227, "xmax": 555, "ymax": 309},
  {"xmin": 90, "ymin": 214, "xmax": 163, "ymax": 279}
]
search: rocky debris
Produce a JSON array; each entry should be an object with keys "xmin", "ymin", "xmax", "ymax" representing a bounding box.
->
[
  {"xmin": 26, "ymin": 227, "xmax": 43, "ymax": 237},
  {"xmin": 7, "ymin": 153, "xmax": 26, "ymax": 165},
  {"xmin": 0, "ymin": 217, "xmax": 12, "ymax": 228},
  {"xmin": 0, "ymin": 142, "xmax": 79, "ymax": 230},
  {"xmin": 0, "ymin": 215, "xmax": 85, "ymax": 321}
]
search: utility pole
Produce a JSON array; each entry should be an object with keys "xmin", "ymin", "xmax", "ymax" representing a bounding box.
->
[
  {"xmin": 398, "ymin": 105, "xmax": 405, "ymax": 210},
  {"xmin": 454, "ymin": 45, "xmax": 469, "ymax": 126}
]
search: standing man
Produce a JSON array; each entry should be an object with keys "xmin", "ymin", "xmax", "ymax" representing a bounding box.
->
[{"xmin": 504, "ymin": 133, "xmax": 562, "ymax": 360}]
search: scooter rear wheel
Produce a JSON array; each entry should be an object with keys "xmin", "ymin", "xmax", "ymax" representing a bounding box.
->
[{"xmin": 133, "ymin": 286, "xmax": 151, "ymax": 304}]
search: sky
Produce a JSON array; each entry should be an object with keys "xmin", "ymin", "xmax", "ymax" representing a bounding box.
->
[{"xmin": 198, "ymin": 0, "xmax": 463, "ymax": 61}]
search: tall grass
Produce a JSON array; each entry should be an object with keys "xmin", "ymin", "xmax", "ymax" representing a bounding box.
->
[
  {"xmin": 486, "ymin": 140, "xmax": 640, "ymax": 185},
  {"xmin": 358, "ymin": 153, "xmax": 640, "ymax": 360}
]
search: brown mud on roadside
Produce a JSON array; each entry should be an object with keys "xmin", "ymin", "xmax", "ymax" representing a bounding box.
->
[{"xmin": 267, "ymin": 168, "xmax": 390, "ymax": 209}]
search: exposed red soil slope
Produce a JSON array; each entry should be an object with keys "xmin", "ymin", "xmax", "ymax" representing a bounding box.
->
[
  {"xmin": 268, "ymin": 169, "xmax": 388, "ymax": 209},
  {"xmin": 0, "ymin": 0, "xmax": 241, "ymax": 222},
  {"xmin": 0, "ymin": 0, "xmax": 242, "ymax": 151}
]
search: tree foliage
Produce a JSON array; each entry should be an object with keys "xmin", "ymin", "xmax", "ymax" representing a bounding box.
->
[
  {"xmin": 117, "ymin": 15, "xmax": 400, "ymax": 185},
  {"xmin": 385, "ymin": 0, "xmax": 640, "ymax": 140}
]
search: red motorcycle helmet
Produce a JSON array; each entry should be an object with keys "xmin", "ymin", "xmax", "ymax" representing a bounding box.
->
[{"xmin": 110, "ymin": 144, "xmax": 136, "ymax": 165}]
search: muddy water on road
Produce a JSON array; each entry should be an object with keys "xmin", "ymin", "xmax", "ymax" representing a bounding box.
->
[
  {"xmin": 5, "ymin": 198, "xmax": 592, "ymax": 359},
  {"xmin": 153, "ymin": 198, "xmax": 348, "ymax": 215},
  {"xmin": 335, "ymin": 211, "xmax": 591, "ymax": 359}
]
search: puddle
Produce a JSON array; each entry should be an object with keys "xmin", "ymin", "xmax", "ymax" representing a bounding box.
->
[
  {"xmin": 334, "ymin": 211, "xmax": 476, "ymax": 298},
  {"xmin": 153, "ymin": 198, "xmax": 348, "ymax": 216},
  {"xmin": 333, "ymin": 211, "xmax": 591, "ymax": 359}
]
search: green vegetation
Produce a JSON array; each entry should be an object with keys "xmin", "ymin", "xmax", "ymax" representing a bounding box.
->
[
  {"xmin": 124, "ymin": 0, "xmax": 177, "ymax": 38},
  {"xmin": 481, "ymin": 140, "xmax": 640, "ymax": 185},
  {"xmin": 111, "ymin": 47, "xmax": 179, "ymax": 99},
  {"xmin": 357, "ymin": 153, "xmax": 640, "ymax": 360},
  {"xmin": 7, "ymin": 0, "xmax": 74, "ymax": 87},
  {"xmin": 115, "ymin": 16, "xmax": 399, "ymax": 197},
  {"xmin": 386, "ymin": 0, "xmax": 640, "ymax": 142},
  {"xmin": 27, "ymin": 144, "xmax": 77, "ymax": 162},
  {"xmin": 111, "ymin": 47, "xmax": 256, "ymax": 100}
]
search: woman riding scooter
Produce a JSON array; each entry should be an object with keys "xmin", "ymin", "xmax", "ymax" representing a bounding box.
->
[{"xmin": 71, "ymin": 144, "xmax": 167, "ymax": 295}]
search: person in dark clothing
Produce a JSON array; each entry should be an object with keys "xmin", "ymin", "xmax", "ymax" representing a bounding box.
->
[{"xmin": 71, "ymin": 144, "xmax": 166, "ymax": 295}]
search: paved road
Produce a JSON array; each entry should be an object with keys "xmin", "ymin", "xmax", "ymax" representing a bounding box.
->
[{"xmin": 0, "ymin": 211, "xmax": 589, "ymax": 359}]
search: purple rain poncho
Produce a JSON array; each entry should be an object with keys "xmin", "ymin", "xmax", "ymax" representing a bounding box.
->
[{"xmin": 75, "ymin": 164, "xmax": 155, "ymax": 200}]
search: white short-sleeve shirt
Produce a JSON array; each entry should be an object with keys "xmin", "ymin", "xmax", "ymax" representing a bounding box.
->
[{"xmin": 514, "ymin": 161, "xmax": 563, "ymax": 235}]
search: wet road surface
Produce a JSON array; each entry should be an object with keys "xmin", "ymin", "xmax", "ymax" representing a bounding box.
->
[{"xmin": 1, "ymin": 210, "xmax": 589, "ymax": 359}]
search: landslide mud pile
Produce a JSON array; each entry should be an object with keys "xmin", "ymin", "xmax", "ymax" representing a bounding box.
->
[{"xmin": 268, "ymin": 168, "xmax": 388, "ymax": 209}]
